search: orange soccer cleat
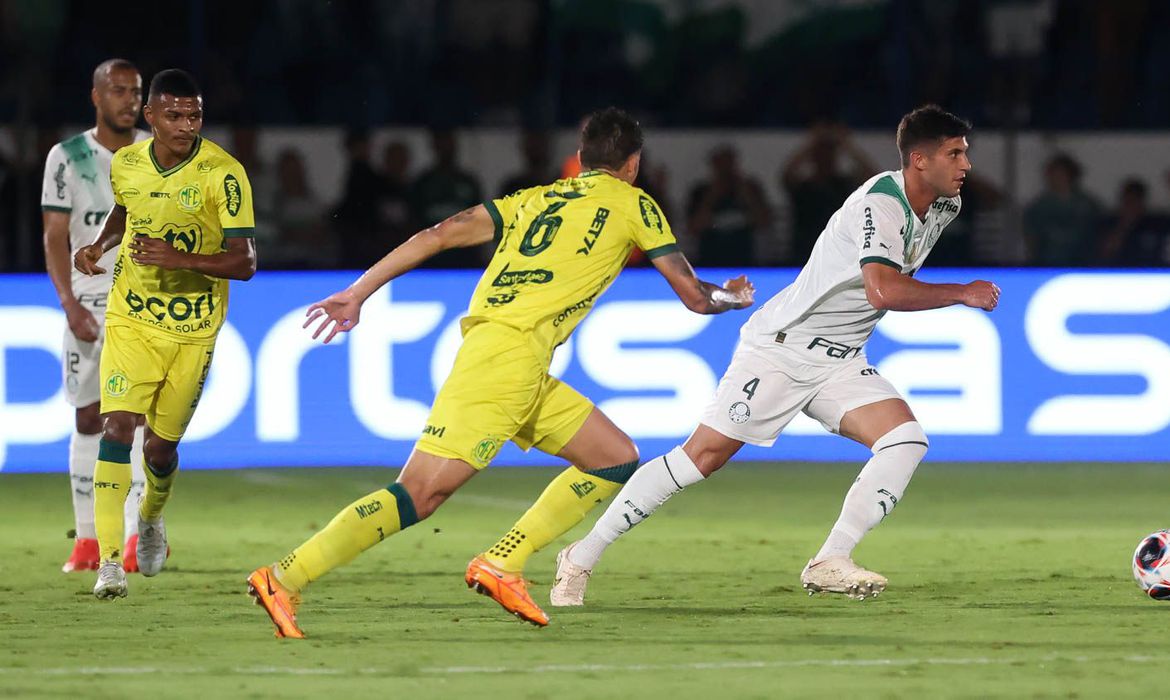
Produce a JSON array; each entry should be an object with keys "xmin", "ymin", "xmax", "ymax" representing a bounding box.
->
[
  {"xmin": 123, "ymin": 535, "xmax": 170, "ymax": 573},
  {"xmin": 246, "ymin": 566, "xmax": 305, "ymax": 639},
  {"xmin": 465, "ymin": 556, "xmax": 550, "ymax": 626},
  {"xmin": 123, "ymin": 535, "xmax": 139, "ymax": 573},
  {"xmin": 62, "ymin": 537, "xmax": 100, "ymax": 573}
]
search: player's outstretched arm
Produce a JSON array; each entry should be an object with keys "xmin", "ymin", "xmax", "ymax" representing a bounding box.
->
[
  {"xmin": 304, "ymin": 204, "xmax": 495, "ymax": 343},
  {"xmin": 650, "ymin": 250, "xmax": 755, "ymax": 314},
  {"xmin": 862, "ymin": 262, "xmax": 999, "ymax": 312},
  {"xmin": 73, "ymin": 204, "xmax": 127, "ymax": 276},
  {"xmin": 129, "ymin": 235, "xmax": 257, "ymax": 281}
]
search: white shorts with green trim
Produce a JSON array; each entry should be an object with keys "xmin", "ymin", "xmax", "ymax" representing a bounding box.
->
[{"xmin": 699, "ymin": 340, "xmax": 904, "ymax": 446}]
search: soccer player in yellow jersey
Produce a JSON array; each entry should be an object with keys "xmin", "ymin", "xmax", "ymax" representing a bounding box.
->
[
  {"xmin": 248, "ymin": 108, "xmax": 754, "ymax": 637},
  {"xmin": 74, "ymin": 69, "xmax": 257, "ymax": 600}
]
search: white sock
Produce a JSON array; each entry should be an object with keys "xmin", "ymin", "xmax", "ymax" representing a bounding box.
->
[
  {"xmin": 125, "ymin": 426, "xmax": 146, "ymax": 539},
  {"xmin": 570, "ymin": 445, "xmax": 705, "ymax": 570},
  {"xmin": 815, "ymin": 421, "xmax": 928, "ymax": 562},
  {"xmin": 69, "ymin": 432, "xmax": 100, "ymax": 539}
]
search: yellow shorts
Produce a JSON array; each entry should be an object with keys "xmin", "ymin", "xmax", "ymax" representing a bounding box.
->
[
  {"xmin": 99, "ymin": 322, "xmax": 215, "ymax": 442},
  {"xmin": 416, "ymin": 321, "xmax": 593, "ymax": 469}
]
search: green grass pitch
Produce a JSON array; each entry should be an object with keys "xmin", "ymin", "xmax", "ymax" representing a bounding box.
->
[{"xmin": 1, "ymin": 463, "xmax": 1165, "ymax": 698}]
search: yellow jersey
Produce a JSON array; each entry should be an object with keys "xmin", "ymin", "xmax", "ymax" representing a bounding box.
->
[
  {"xmin": 470, "ymin": 170, "xmax": 678, "ymax": 353},
  {"xmin": 106, "ymin": 136, "xmax": 254, "ymax": 344}
]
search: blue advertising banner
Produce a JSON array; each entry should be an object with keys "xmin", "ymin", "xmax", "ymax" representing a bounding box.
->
[{"xmin": 2, "ymin": 268, "xmax": 1168, "ymax": 472}]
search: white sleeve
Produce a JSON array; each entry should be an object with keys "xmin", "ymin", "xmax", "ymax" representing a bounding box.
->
[
  {"xmin": 856, "ymin": 195, "xmax": 908, "ymax": 271},
  {"xmin": 40, "ymin": 144, "xmax": 71, "ymax": 212}
]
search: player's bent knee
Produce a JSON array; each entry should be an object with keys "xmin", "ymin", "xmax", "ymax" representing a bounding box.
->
[
  {"xmin": 392, "ymin": 479, "xmax": 445, "ymax": 521},
  {"xmin": 143, "ymin": 439, "xmax": 179, "ymax": 473},
  {"xmin": 683, "ymin": 426, "xmax": 741, "ymax": 477},
  {"xmin": 100, "ymin": 413, "xmax": 137, "ymax": 445},
  {"xmin": 871, "ymin": 421, "xmax": 929, "ymax": 459},
  {"xmin": 613, "ymin": 439, "xmax": 639, "ymax": 469}
]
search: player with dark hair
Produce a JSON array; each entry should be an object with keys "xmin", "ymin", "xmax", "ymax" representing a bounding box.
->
[
  {"xmin": 246, "ymin": 107, "xmax": 755, "ymax": 637},
  {"xmin": 553, "ymin": 105, "xmax": 1000, "ymax": 604},
  {"xmin": 74, "ymin": 68, "xmax": 257, "ymax": 599},
  {"xmin": 43, "ymin": 59, "xmax": 150, "ymax": 574}
]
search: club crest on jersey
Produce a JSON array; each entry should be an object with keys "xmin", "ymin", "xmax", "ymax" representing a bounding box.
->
[
  {"xmin": 177, "ymin": 184, "xmax": 203, "ymax": 212},
  {"xmin": 224, "ymin": 174, "xmax": 242, "ymax": 217},
  {"xmin": 105, "ymin": 372, "xmax": 129, "ymax": 397},
  {"xmin": 639, "ymin": 195, "xmax": 663, "ymax": 233},
  {"xmin": 729, "ymin": 401, "xmax": 751, "ymax": 424},
  {"xmin": 472, "ymin": 438, "xmax": 502, "ymax": 466}
]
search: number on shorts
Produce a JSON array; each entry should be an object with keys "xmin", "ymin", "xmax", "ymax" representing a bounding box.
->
[
  {"xmin": 67, "ymin": 352, "xmax": 80, "ymax": 375},
  {"xmin": 742, "ymin": 377, "xmax": 759, "ymax": 400}
]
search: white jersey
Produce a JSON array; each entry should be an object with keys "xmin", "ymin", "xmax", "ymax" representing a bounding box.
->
[
  {"xmin": 742, "ymin": 170, "xmax": 960, "ymax": 355},
  {"xmin": 41, "ymin": 128, "xmax": 149, "ymax": 308}
]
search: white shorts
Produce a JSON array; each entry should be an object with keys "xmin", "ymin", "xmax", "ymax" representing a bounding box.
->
[
  {"xmin": 62, "ymin": 310, "xmax": 106, "ymax": 408},
  {"xmin": 700, "ymin": 341, "xmax": 905, "ymax": 446}
]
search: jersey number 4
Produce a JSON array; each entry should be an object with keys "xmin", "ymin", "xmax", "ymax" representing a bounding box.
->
[
  {"xmin": 742, "ymin": 377, "xmax": 759, "ymax": 400},
  {"xmin": 520, "ymin": 202, "xmax": 566, "ymax": 257}
]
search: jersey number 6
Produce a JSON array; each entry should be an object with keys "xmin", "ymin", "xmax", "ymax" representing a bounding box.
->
[{"xmin": 519, "ymin": 201, "xmax": 567, "ymax": 257}]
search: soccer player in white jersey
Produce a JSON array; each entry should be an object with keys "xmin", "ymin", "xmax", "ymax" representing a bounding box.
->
[
  {"xmin": 552, "ymin": 105, "xmax": 1001, "ymax": 604},
  {"xmin": 42, "ymin": 59, "xmax": 151, "ymax": 574}
]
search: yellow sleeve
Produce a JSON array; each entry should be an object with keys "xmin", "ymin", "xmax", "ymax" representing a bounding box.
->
[
  {"xmin": 217, "ymin": 161, "xmax": 255, "ymax": 237},
  {"xmin": 109, "ymin": 156, "xmax": 126, "ymax": 207},
  {"xmin": 631, "ymin": 192, "xmax": 678, "ymax": 259},
  {"xmin": 483, "ymin": 186, "xmax": 543, "ymax": 243}
]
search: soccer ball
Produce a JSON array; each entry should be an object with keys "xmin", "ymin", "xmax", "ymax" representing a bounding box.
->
[{"xmin": 1132, "ymin": 531, "xmax": 1170, "ymax": 600}]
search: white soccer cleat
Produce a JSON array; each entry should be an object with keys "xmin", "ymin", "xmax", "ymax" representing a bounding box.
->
[
  {"xmin": 136, "ymin": 516, "xmax": 168, "ymax": 577},
  {"xmin": 550, "ymin": 542, "xmax": 591, "ymax": 607},
  {"xmin": 800, "ymin": 556, "xmax": 888, "ymax": 600},
  {"xmin": 93, "ymin": 560, "xmax": 128, "ymax": 600}
]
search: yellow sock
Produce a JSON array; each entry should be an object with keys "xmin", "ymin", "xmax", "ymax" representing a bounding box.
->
[
  {"xmin": 484, "ymin": 461, "xmax": 638, "ymax": 573},
  {"xmin": 94, "ymin": 440, "xmax": 132, "ymax": 561},
  {"xmin": 275, "ymin": 483, "xmax": 418, "ymax": 593},
  {"xmin": 140, "ymin": 456, "xmax": 178, "ymax": 522}
]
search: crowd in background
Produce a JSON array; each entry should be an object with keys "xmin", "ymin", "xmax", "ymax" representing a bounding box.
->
[
  {"xmin": 5, "ymin": 1, "xmax": 1169, "ymax": 130},
  {"xmin": 3, "ymin": 122, "xmax": 1168, "ymax": 271}
]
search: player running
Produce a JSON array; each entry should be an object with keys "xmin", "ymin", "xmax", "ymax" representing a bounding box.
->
[
  {"xmin": 74, "ymin": 69, "xmax": 257, "ymax": 599},
  {"xmin": 43, "ymin": 59, "xmax": 151, "ymax": 574},
  {"xmin": 551, "ymin": 105, "xmax": 1000, "ymax": 605},
  {"xmin": 247, "ymin": 107, "xmax": 754, "ymax": 637}
]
